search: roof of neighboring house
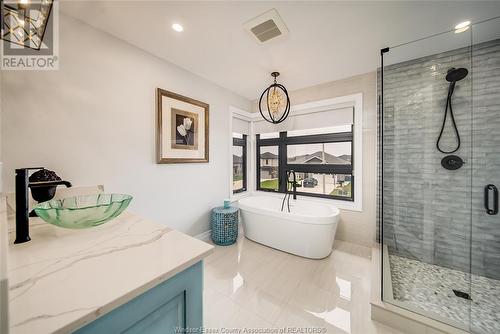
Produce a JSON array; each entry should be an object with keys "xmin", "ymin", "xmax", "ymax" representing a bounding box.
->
[
  {"xmin": 289, "ymin": 151, "xmax": 351, "ymax": 164},
  {"xmin": 259, "ymin": 151, "xmax": 351, "ymax": 164},
  {"xmin": 260, "ymin": 152, "xmax": 278, "ymax": 159},
  {"xmin": 338, "ymin": 154, "xmax": 352, "ymax": 162},
  {"xmin": 304, "ymin": 156, "xmax": 323, "ymax": 163},
  {"xmin": 233, "ymin": 154, "xmax": 243, "ymax": 163}
]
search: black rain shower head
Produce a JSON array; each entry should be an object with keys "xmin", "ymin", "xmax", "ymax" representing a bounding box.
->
[{"xmin": 446, "ymin": 67, "xmax": 468, "ymax": 82}]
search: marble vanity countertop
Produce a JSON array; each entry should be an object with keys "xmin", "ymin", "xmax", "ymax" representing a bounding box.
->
[{"xmin": 5, "ymin": 211, "xmax": 214, "ymax": 334}]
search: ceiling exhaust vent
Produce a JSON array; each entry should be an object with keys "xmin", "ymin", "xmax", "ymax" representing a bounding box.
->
[{"xmin": 244, "ymin": 9, "xmax": 288, "ymax": 43}]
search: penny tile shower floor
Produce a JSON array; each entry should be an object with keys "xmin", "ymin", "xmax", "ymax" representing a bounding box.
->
[
  {"xmin": 203, "ymin": 235, "xmax": 402, "ymax": 334},
  {"xmin": 389, "ymin": 255, "xmax": 500, "ymax": 334}
]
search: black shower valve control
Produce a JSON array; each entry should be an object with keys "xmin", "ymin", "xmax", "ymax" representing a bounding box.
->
[{"xmin": 441, "ymin": 155, "xmax": 464, "ymax": 170}]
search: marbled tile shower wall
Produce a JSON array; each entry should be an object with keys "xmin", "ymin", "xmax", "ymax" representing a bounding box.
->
[{"xmin": 379, "ymin": 39, "xmax": 500, "ymax": 280}]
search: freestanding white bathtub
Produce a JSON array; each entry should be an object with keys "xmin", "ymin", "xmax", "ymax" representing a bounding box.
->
[{"xmin": 239, "ymin": 196, "xmax": 340, "ymax": 259}]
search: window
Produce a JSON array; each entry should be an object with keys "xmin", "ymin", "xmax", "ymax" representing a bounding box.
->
[
  {"xmin": 293, "ymin": 172, "xmax": 352, "ymax": 198},
  {"xmin": 256, "ymin": 129, "xmax": 353, "ymax": 201},
  {"xmin": 258, "ymin": 145, "xmax": 279, "ymax": 191},
  {"xmin": 287, "ymin": 142, "xmax": 351, "ymax": 165},
  {"xmin": 232, "ymin": 134, "xmax": 247, "ymax": 193}
]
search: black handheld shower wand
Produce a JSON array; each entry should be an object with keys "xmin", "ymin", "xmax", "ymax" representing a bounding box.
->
[{"xmin": 436, "ymin": 67, "xmax": 468, "ymax": 154}]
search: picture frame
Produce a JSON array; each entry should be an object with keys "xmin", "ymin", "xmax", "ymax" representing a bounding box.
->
[{"xmin": 156, "ymin": 88, "xmax": 209, "ymax": 163}]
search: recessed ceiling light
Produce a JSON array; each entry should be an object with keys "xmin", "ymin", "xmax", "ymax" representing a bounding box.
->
[
  {"xmin": 454, "ymin": 20, "xmax": 470, "ymax": 33},
  {"xmin": 172, "ymin": 23, "xmax": 183, "ymax": 32}
]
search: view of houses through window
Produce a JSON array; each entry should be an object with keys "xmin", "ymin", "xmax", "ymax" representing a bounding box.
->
[
  {"xmin": 293, "ymin": 172, "xmax": 352, "ymax": 197},
  {"xmin": 287, "ymin": 142, "xmax": 351, "ymax": 197},
  {"xmin": 257, "ymin": 128, "xmax": 353, "ymax": 200},
  {"xmin": 259, "ymin": 146, "xmax": 279, "ymax": 191}
]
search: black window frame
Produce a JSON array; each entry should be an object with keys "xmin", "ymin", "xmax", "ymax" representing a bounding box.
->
[
  {"xmin": 232, "ymin": 134, "xmax": 247, "ymax": 194},
  {"xmin": 256, "ymin": 128, "xmax": 354, "ymax": 201}
]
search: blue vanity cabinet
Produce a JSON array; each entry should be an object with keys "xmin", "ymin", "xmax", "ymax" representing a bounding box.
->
[{"xmin": 74, "ymin": 261, "xmax": 203, "ymax": 334}]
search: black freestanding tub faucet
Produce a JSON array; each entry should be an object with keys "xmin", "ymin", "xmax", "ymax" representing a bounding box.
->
[{"xmin": 15, "ymin": 167, "xmax": 72, "ymax": 244}]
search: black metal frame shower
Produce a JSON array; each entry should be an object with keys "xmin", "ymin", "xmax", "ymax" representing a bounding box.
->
[{"xmin": 379, "ymin": 46, "xmax": 389, "ymax": 301}]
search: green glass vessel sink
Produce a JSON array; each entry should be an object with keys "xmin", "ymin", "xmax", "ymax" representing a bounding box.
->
[{"xmin": 34, "ymin": 194, "xmax": 133, "ymax": 229}]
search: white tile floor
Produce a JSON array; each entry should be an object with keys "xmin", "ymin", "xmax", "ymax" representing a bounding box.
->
[{"xmin": 203, "ymin": 235, "xmax": 403, "ymax": 334}]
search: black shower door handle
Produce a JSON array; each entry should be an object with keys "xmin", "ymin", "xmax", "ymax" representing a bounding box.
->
[{"xmin": 484, "ymin": 184, "xmax": 498, "ymax": 215}]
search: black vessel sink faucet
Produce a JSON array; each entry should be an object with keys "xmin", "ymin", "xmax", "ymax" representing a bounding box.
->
[{"xmin": 15, "ymin": 167, "xmax": 72, "ymax": 244}]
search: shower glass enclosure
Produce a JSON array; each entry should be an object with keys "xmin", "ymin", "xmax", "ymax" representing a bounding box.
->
[{"xmin": 379, "ymin": 17, "xmax": 500, "ymax": 333}]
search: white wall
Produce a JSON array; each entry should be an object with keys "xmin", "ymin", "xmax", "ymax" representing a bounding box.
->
[
  {"xmin": 0, "ymin": 68, "xmax": 3, "ymax": 190},
  {"xmin": 1, "ymin": 14, "xmax": 250, "ymax": 236},
  {"xmin": 0, "ymin": 71, "xmax": 6, "ymax": 334},
  {"xmin": 253, "ymin": 72, "xmax": 377, "ymax": 248}
]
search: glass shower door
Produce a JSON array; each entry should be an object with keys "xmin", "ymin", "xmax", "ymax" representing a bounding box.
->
[
  {"xmin": 470, "ymin": 17, "xmax": 500, "ymax": 334},
  {"xmin": 381, "ymin": 26, "xmax": 474, "ymax": 331},
  {"xmin": 380, "ymin": 16, "xmax": 500, "ymax": 333}
]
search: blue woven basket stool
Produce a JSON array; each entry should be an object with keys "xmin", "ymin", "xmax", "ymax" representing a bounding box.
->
[{"xmin": 210, "ymin": 206, "xmax": 238, "ymax": 246}]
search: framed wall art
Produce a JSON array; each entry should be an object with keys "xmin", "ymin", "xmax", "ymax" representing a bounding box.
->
[{"xmin": 156, "ymin": 88, "xmax": 209, "ymax": 163}]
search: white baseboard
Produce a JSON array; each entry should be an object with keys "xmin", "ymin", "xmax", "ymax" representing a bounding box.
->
[{"xmin": 195, "ymin": 230, "xmax": 211, "ymax": 242}]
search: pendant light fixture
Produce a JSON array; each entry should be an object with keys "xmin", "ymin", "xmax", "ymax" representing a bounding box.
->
[
  {"xmin": 258, "ymin": 72, "xmax": 290, "ymax": 124},
  {"xmin": 1, "ymin": 0, "xmax": 54, "ymax": 50}
]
